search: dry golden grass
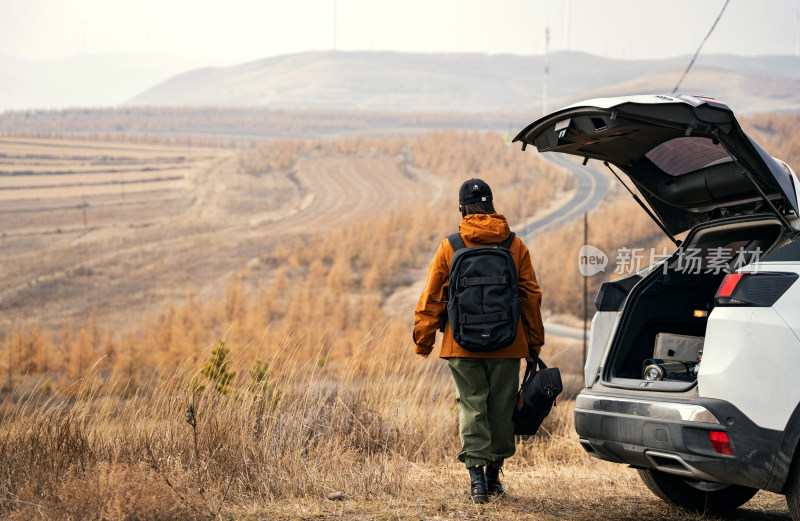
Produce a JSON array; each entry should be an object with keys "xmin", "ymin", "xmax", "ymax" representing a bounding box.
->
[
  {"xmin": 0, "ymin": 339, "xmax": 789, "ymax": 520},
  {"xmin": 0, "ymin": 335, "xmax": 447, "ymax": 518}
]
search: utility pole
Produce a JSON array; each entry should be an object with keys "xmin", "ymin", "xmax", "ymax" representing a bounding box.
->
[
  {"xmin": 6, "ymin": 335, "xmax": 11, "ymax": 391},
  {"xmin": 583, "ymin": 211, "xmax": 588, "ymax": 370},
  {"xmin": 796, "ymin": 9, "xmax": 799, "ymax": 56},
  {"xmin": 543, "ymin": 27, "xmax": 550, "ymax": 116},
  {"xmin": 81, "ymin": 194, "xmax": 88, "ymax": 229}
]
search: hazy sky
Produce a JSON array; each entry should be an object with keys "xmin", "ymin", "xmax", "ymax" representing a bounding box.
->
[{"xmin": 2, "ymin": 0, "xmax": 800, "ymax": 64}]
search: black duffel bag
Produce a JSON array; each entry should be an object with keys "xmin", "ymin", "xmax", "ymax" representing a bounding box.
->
[{"xmin": 512, "ymin": 354, "xmax": 563, "ymax": 436}]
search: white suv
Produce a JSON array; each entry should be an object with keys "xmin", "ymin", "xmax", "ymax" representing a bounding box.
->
[{"xmin": 515, "ymin": 94, "xmax": 800, "ymax": 516}]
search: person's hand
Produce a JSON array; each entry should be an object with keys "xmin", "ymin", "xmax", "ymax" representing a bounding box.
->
[{"xmin": 527, "ymin": 345, "xmax": 543, "ymax": 363}]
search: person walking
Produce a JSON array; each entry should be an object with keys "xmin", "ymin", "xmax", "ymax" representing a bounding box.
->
[{"xmin": 413, "ymin": 178, "xmax": 545, "ymax": 503}]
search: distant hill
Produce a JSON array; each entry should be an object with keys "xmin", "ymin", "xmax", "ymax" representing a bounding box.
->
[
  {"xmin": 563, "ymin": 65, "xmax": 800, "ymax": 115},
  {"xmin": 3, "ymin": 51, "xmax": 800, "ymax": 115},
  {"xmin": 127, "ymin": 51, "xmax": 800, "ymax": 114}
]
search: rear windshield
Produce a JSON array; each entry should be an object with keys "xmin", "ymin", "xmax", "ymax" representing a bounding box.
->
[{"xmin": 645, "ymin": 136, "xmax": 733, "ymax": 176}]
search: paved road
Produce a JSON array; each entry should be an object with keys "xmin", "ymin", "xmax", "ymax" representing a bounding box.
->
[
  {"xmin": 522, "ymin": 153, "xmax": 612, "ymax": 341},
  {"xmin": 518, "ymin": 153, "xmax": 611, "ymax": 241},
  {"xmin": 543, "ymin": 322, "xmax": 585, "ymax": 341}
]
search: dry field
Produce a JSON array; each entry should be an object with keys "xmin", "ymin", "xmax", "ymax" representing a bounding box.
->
[
  {"xmin": 0, "ymin": 130, "xmax": 569, "ymax": 344},
  {"xmin": 0, "ymin": 137, "xmax": 229, "ymax": 330},
  {"xmin": 0, "ymin": 137, "xmax": 441, "ymax": 334}
]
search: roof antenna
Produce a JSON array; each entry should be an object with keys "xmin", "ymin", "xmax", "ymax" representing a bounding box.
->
[{"xmin": 672, "ymin": 0, "xmax": 730, "ymax": 94}]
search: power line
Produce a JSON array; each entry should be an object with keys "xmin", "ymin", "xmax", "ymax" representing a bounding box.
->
[{"xmin": 672, "ymin": 0, "xmax": 730, "ymax": 94}]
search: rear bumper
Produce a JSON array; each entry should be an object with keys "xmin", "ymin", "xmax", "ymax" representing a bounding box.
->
[{"xmin": 574, "ymin": 391, "xmax": 784, "ymax": 491}]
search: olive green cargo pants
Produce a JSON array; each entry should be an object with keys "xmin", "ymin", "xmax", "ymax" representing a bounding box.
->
[{"xmin": 448, "ymin": 358, "xmax": 520, "ymax": 469}]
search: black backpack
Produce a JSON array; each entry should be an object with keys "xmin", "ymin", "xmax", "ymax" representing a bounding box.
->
[
  {"xmin": 444, "ymin": 232, "xmax": 521, "ymax": 352},
  {"xmin": 512, "ymin": 355, "xmax": 563, "ymax": 436}
]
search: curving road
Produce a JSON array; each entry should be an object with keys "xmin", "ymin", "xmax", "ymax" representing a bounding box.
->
[
  {"xmin": 519, "ymin": 153, "xmax": 611, "ymax": 241},
  {"xmin": 522, "ymin": 153, "xmax": 613, "ymax": 341},
  {"xmin": 545, "ymin": 322, "xmax": 586, "ymax": 341}
]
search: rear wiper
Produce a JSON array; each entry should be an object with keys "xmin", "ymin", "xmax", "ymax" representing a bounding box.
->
[{"xmin": 603, "ymin": 161, "xmax": 681, "ymax": 247}]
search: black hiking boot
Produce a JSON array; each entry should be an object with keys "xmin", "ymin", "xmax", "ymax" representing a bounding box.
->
[
  {"xmin": 468, "ymin": 465, "xmax": 488, "ymax": 504},
  {"xmin": 486, "ymin": 464, "xmax": 506, "ymax": 497}
]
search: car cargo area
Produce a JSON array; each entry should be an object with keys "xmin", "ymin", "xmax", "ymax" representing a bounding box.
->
[{"xmin": 604, "ymin": 217, "xmax": 783, "ymax": 388}]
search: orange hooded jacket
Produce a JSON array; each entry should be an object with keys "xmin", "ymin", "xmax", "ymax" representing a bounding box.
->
[{"xmin": 413, "ymin": 213, "xmax": 545, "ymax": 358}]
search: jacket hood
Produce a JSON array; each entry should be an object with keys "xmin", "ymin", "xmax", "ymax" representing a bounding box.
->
[{"xmin": 459, "ymin": 214, "xmax": 511, "ymax": 244}]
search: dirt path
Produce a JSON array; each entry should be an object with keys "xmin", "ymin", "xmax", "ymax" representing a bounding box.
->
[{"xmin": 255, "ymin": 155, "xmax": 430, "ymax": 234}]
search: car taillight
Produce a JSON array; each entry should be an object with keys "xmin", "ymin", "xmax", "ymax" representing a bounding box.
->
[
  {"xmin": 715, "ymin": 272, "xmax": 799, "ymax": 307},
  {"xmin": 709, "ymin": 431, "xmax": 733, "ymax": 456},
  {"xmin": 716, "ymin": 273, "xmax": 743, "ymax": 298}
]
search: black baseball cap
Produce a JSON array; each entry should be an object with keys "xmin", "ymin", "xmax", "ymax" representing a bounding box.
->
[{"xmin": 459, "ymin": 178, "xmax": 493, "ymax": 205}]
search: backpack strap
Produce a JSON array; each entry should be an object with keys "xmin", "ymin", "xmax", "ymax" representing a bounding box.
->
[
  {"xmin": 499, "ymin": 232, "xmax": 516, "ymax": 250},
  {"xmin": 446, "ymin": 233, "xmax": 467, "ymax": 252}
]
